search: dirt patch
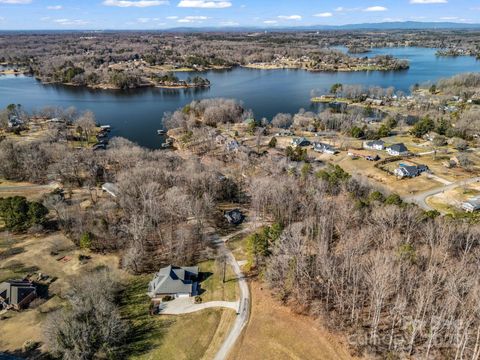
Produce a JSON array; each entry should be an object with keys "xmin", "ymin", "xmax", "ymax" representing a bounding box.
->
[
  {"xmin": 426, "ymin": 183, "xmax": 480, "ymax": 214},
  {"xmin": 229, "ymin": 281, "xmax": 359, "ymax": 360},
  {"xmin": 0, "ymin": 231, "xmax": 124, "ymax": 352}
]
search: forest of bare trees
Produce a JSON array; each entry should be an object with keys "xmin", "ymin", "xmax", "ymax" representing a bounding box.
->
[
  {"xmin": 246, "ymin": 166, "xmax": 480, "ymax": 359},
  {"xmin": 0, "ymin": 31, "xmax": 417, "ymax": 88},
  {"xmin": 3, "ymin": 72, "xmax": 480, "ymax": 358}
]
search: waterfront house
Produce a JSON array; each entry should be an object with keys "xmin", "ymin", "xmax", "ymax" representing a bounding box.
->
[{"xmin": 7, "ymin": 115, "xmax": 23, "ymax": 128}]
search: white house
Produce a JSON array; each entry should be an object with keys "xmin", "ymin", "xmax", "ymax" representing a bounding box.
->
[
  {"xmin": 313, "ymin": 142, "xmax": 338, "ymax": 155},
  {"xmin": 462, "ymin": 197, "xmax": 480, "ymax": 212},
  {"xmin": 364, "ymin": 140, "xmax": 385, "ymax": 151},
  {"xmin": 386, "ymin": 143, "xmax": 409, "ymax": 156}
]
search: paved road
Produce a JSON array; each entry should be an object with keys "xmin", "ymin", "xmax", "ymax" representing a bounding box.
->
[
  {"xmin": 212, "ymin": 224, "xmax": 263, "ymax": 360},
  {"xmin": 0, "ymin": 183, "xmax": 56, "ymax": 192},
  {"xmin": 404, "ymin": 177, "xmax": 480, "ymax": 211},
  {"xmin": 159, "ymin": 298, "xmax": 239, "ymax": 315}
]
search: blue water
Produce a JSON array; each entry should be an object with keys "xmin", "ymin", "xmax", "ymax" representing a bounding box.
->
[{"xmin": 0, "ymin": 47, "xmax": 478, "ymax": 148}]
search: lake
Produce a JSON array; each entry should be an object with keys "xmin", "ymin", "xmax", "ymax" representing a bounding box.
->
[{"xmin": 0, "ymin": 47, "xmax": 478, "ymax": 148}]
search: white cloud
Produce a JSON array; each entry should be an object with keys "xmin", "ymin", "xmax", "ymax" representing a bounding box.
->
[
  {"xmin": 263, "ymin": 20, "xmax": 277, "ymax": 24},
  {"xmin": 103, "ymin": 0, "xmax": 168, "ymax": 7},
  {"xmin": 166, "ymin": 16, "xmax": 179, "ymax": 19},
  {"xmin": 53, "ymin": 18, "xmax": 89, "ymax": 26},
  {"xmin": 47, "ymin": 5, "xmax": 63, "ymax": 10},
  {"xmin": 440, "ymin": 16, "xmax": 458, "ymax": 20},
  {"xmin": 178, "ymin": 0, "xmax": 231, "ymax": 8},
  {"xmin": 364, "ymin": 6, "xmax": 388, "ymax": 12},
  {"xmin": 314, "ymin": 12, "xmax": 333, "ymax": 18},
  {"xmin": 177, "ymin": 15, "xmax": 208, "ymax": 23},
  {"xmin": 278, "ymin": 15, "xmax": 302, "ymax": 20},
  {"xmin": 410, "ymin": 0, "xmax": 447, "ymax": 3},
  {"xmin": 0, "ymin": 0, "xmax": 31, "ymax": 3}
]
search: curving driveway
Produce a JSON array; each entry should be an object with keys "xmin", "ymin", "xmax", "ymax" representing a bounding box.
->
[
  {"xmin": 404, "ymin": 177, "xmax": 480, "ymax": 211},
  {"xmin": 159, "ymin": 298, "xmax": 239, "ymax": 315},
  {"xmin": 212, "ymin": 224, "xmax": 264, "ymax": 360}
]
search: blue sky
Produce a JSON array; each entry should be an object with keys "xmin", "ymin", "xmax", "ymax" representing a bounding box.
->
[{"xmin": 0, "ymin": 0, "xmax": 478, "ymax": 30}]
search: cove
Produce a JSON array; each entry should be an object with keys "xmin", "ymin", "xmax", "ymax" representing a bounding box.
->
[{"xmin": 0, "ymin": 47, "xmax": 478, "ymax": 149}]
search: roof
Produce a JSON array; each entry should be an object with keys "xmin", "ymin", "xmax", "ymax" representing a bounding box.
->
[
  {"xmin": 292, "ymin": 137, "xmax": 310, "ymax": 145},
  {"xmin": 313, "ymin": 142, "xmax": 336, "ymax": 152},
  {"xmin": 402, "ymin": 166, "xmax": 419, "ymax": 175},
  {"xmin": 0, "ymin": 280, "xmax": 36, "ymax": 306},
  {"xmin": 148, "ymin": 265, "xmax": 199, "ymax": 297},
  {"xmin": 225, "ymin": 209, "xmax": 244, "ymax": 224},
  {"xmin": 463, "ymin": 196, "xmax": 480, "ymax": 209},
  {"xmin": 366, "ymin": 140, "xmax": 385, "ymax": 146},
  {"xmin": 102, "ymin": 183, "xmax": 119, "ymax": 197},
  {"xmin": 388, "ymin": 143, "xmax": 408, "ymax": 153}
]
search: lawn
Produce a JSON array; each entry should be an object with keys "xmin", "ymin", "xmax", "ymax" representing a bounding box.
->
[
  {"xmin": 198, "ymin": 259, "xmax": 239, "ymax": 302},
  {"xmin": 227, "ymin": 233, "xmax": 249, "ymax": 263},
  {"xmin": 121, "ymin": 276, "xmax": 236, "ymax": 360},
  {"xmin": 229, "ymin": 282, "xmax": 356, "ymax": 360},
  {"xmin": 0, "ymin": 231, "xmax": 124, "ymax": 352},
  {"xmin": 426, "ymin": 185, "xmax": 480, "ymax": 214}
]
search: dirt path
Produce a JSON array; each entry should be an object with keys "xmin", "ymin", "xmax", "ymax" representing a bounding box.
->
[{"xmin": 229, "ymin": 282, "xmax": 357, "ymax": 360}]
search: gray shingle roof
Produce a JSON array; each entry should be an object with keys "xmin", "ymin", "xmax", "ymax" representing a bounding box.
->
[
  {"xmin": 0, "ymin": 280, "xmax": 36, "ymax": 306},
  {"xmin": 148, "ymin": 265, "xmax": 199, "ymax": 297},
  {"xmin": 388, "ymin": 143, "xmax": 408, "ymax": 153}
]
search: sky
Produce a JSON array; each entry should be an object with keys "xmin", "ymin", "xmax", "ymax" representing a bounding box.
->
[{"xmin": 0, "ymin": 0, "xmax": 478, "ymax": 30}]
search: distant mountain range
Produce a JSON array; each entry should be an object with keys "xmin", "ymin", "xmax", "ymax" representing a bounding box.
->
[
  {"xmin": 165, "ymin": 21, "xmax": 480, "ymax": 32},
  {"xmin": 1, "ymin": 21, "xmax": 480, "ymax": 33}
]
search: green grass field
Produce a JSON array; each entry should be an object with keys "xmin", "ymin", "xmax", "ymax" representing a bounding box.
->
[
  {"xmin": 198, "ymin": 259, "xmax": 239, "ymax": 302},
  {"xmin": 121, "ymin": 275, "xmax": 236, "ymax": 360}
]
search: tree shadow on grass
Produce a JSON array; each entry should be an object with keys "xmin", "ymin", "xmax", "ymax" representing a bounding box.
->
[
  {"xmin": 197, "ymin": 271, "xmax": 213, "ymax": 296},
  {"xmin": 118, "ymin": 276, "xmax": 176, "ymax": 359}
]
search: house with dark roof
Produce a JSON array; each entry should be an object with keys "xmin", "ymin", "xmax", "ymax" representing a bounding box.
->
[
  {"xmin": 224, "ymin": 209, "xmax": 244, "ymax": 225},
  {"xmin": 386, "ymin": 143, "xmax": 409, "ymax": 156},
  {"xmin": 0, "ymin": 280, "xmax": 36, "ymax": 310},
  {"xmin": 394, "ymin": 164, "xmax": 429, "ymax": 178},
  {"xmin": 312, "ymin": 142, "xmax": 338, "ymax": 155},
  {"xmin": 147, "ymin": 265, "xmax": 199, "ymax": 300},
  {"xmin": 364, "ymin": 140, "xmax": 385, "ymax": 151},
  {"xmin": 291, "ymin": 137, "xmax": 311, "ymax": 148}
]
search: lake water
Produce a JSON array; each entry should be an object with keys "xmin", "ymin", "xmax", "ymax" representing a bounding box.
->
[{"xmin": 0, "ymin": 47, "xmax": 478, "ymax": 148}]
